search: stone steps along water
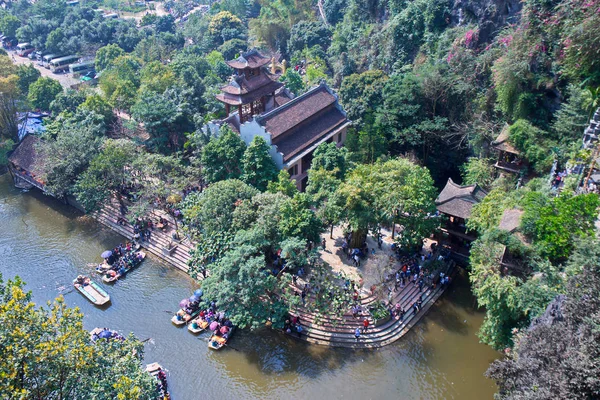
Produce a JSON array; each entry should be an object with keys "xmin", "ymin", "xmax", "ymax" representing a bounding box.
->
[
  {"xmin": 290, "ymin": 278, "xmax": 425, "ymax": 331},
  {"xmin": 289, "ymin": 263, "xmax": 455, "ymax": 348},
  {"xmin": 294, "ymin": 284, "xmax": 447, "ymax": 348},
  {"xmin": 92, "ymin": 211, "xmax": 191, "ymax": 272},
  {"xmin": 295, "ymin": 284, "xmax": 436, "ymax": 341}
]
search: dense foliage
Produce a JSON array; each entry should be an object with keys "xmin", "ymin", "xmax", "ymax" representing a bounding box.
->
[
  {"xmin": 0, "ymin": 274, "xmax": 158, "ymax": 399},
  {"xmin": 486, "ymin": 240, "xmax": 600, "ymax": 399}
]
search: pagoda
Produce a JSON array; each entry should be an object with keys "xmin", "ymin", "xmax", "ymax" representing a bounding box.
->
[{"xmin": 216, "ymin": 49, "xmax": 284, "ymax": 123}]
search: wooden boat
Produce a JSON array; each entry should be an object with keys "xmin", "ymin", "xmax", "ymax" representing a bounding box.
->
[
  {"xmin": 208, "ymin": 326, "xmax": 235, "ymax": 350},
  {"xmin": 73, "ymin": 276, "xmax": 110, "ymax": 306},
  {"xmin": 95, "ymin": 244, "xmax": 141, "ymax": 274},
  {"xmin": 188, "ymin": 316, "xmax": 209, "ymax": 334},
  {"xmin": 102, "ymin": 251, "xmax": 146, "ymax": 283},
  {"xmin": 171, "ymin": 308, "xmax": 200, "ymax": 326},
  {"xmin": 89, "ymin": 327, "xmax": 124, "ymax": 342},
  {"xmin": 146, "ymin": 363, "xmax": 170, "ymax": 400}
]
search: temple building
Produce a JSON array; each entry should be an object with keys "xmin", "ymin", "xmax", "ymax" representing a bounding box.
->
[
  {"xmin": 435, "ymin": 178, "xmax": 488, "ymax": 260},
  {"xmin": 492, "ymin": 125, "xmax": 526, "ymax": 174},
  {"xmin": 208, "ymin": 49, "xmax": 351, "ymax": 190}
]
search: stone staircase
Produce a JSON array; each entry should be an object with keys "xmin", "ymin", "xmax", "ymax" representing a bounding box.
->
[
  {"xmin": 91, "ymin": 200, "xmax": 193, "ymax": 273},
  {"xmin": 288, "ymin": 261, "xmax": 456, "ymax": 348}
]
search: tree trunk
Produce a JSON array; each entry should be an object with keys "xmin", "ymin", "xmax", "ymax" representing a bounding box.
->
[
  {"xmin": 330, "ymin": 224, "xmax": 334, "ymax": 239},
  {"xmin": 391, "ymin": 223, "xmax": 395, "ymax": 239},
  {"xmin": 350, "ymin": 228, "xmax": 367, "ymax": 249}
]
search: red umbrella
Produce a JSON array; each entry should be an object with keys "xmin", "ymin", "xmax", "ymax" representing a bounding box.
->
[
  {"xmin": 220, "ymin": 326, "xmax": 229, "ymax": 335},
  {"xmin": 209, "ymin": 321, "xmax": 219, "ymax": 331}
]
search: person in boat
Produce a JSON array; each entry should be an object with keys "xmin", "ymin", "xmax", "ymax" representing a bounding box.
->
[{"xmin": 76, "ymin": 275, "xmax": 85, "ymax": 285}]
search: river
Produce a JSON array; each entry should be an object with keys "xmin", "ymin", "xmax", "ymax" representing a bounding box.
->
[{"xmin": 0, "ymin": 174, "xmax": 499, "ymax": 399}]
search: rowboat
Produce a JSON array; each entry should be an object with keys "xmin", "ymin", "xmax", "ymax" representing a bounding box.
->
[
  {"xmin": 146, "ymin": 363, "xmax": 170, "ymax": 400},
  {"xmin": 90, "ymin": 327, "xmax": 124, "ymax": 342},
  {"xmin": 103, "ymin": 251, "xmax": 146, "ymax": 283},
  {"xmin": 171, "ymin": 308, "xmax": 200, "ymax": 326},
  {"xmin": 188, "ymin": 316, "xmax": 209, "ymax": 334},
  {"xmin": 95, "ymin": 244, "xmax": 141, "ymax": 274},
  {"xmin": 73, "ymin": 276, "xmax": 110, "ymax": 306},
  {"xmin": 208, "ymin": 326, "xmax": 235, "ymax": 350}
]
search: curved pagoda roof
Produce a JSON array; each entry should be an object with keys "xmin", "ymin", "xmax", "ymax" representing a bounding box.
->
[{"xmin": 225, "ymin": 49, "xmax": 271, "ymax": 69}]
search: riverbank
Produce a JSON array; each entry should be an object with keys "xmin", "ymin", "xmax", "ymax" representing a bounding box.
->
[{"xmin": 0, "ymin": 174, "xmax": 499, "ymax": 399}]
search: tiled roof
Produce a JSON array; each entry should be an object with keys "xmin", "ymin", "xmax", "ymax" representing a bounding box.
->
[
  {"xmin": 226, "ymin": 49, "xmax": 271, "ymax": 69},
  {"xmin": 8, "ymin": 135, "xmax": 45, "ymax": 176},
  {"xmin": 492, "ymin": 126, "xmax": 520, "ymax": 155},
  {"xmin": 256, "ymin": 84, "xmax": 338, "ymax": 139},
  {"xmin": 274, "ymin": 107, "xmax": 348, "ymax": 162},
  {"xmin": 220, "ymin": 72, "xmax": 280, "ymax": 95},
  {"xmin": 216, "ymin": 79, "xmax": 283, "ymax": 106},
  {"xmin": 435, "ymin": 178, "xmax": 488, "ymax": 219}
]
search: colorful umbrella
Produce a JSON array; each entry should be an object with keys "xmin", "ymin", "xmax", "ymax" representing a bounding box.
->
[
  {"xmin": 189, "ymin": 294, "xmax": 200, "ymax": 303},
  {"xmin": 99, "ymin": 330, "xmax": 112, "ymax": 339},
  {"xmin": 101, "ymin": 250, "xmax": 112, "ymax": 259},
  {"xmin": 179, "ymin": 298, "xmax": 190, "ymax": 308},
  {"xmin": 194, "ymin": 289, "xmax": 203, "ymax": 297},
  {"xmin": 219, "ymin": 326, "xmax": 229, "ymax": 334},
  {"xmin": 209, "ymin": 321, "xmax": 219, "ymax": 331}
]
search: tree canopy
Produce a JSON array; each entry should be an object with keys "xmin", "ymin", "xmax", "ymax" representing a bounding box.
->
[{"xmin": 0, "ymin": 274, "xmax": 158, "ymax": 399}]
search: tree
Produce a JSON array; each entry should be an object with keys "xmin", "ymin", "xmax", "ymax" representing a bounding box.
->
[
  {"xmin": 15, "ymin": 64, "xmax": 40, "ymax": 95},
  {"xmin": 0, "ymin": 66, "xmax": 20, "ymax": 142},
  {"xmin": 0, "ymin": 13, "xmax": 20, "ymax": 38},
  {"xmin": 334, "ymin": 158, "xmax": 438, "ymax": 249},
  {"xmin": 41, "ymin": 112, "xmax": 105, "ymax": 196},
  {"xmin": 279, "ymin": 69, "xmax": 304, "ymax": 95},
  {"xmin": 199, "ymin": 233, "xmax": 293, "ymax": 329},
  {"xmin": 28, "ymin": 77, "xmax": 62, "ymax": 111},
  {"xmin": 267, "ymin": 170, "xmax": 299, "ymax": 198},
  {"xmin": 521, "ymin": 192, "xmax": 600, "ymax": 262},
  {"xmin": 74, "ymin": 139, "xmax": 139, "ymax": 211},
  {"xmin": 181, "ymin": 179, "xmax": 258, "ymax": 238},
  {"xmin": 78, "ymin": 94, "xmax": 113, "ymax": 127},
  {"xmin": 508, "ymin": 120, "xmax": 555, "ymax": 174},
  {"xmin": 131, "ymin": 153, "xmax": 202, "ymax": 236},
  {"xmin": 487, "ymin": 240, "xmax": 600, "ymax": 399},
  {"xmin": 241, "ymin": 136, "xmax": 279, "ymax": 191},
  {"xmin": 0, "ymin": 274, "xmax": 158, "ymax": 399},
  {"xmin": 217, "ymin": 38, "xmax": 247, "ymax": 60},
  {"xmin": 49, "ymin": 88, "xmax": 87, "ymax": 114},
  {"xmin": 208, "ymin": 11, "xmax": 245, "ymax": 46},
  {"xmin": 460, "ymin": 158, "xmax": 495, "ymax": 190},
  {"xmin": 469, "ymin": 230, "xmax": 563, "ymax": 349},
  {"xmin": 95, "ymin": 43, "xmax": 125, "ymax": 72},
  {"xmin": 279, "ymin": 193, "xmax": 324, "ymax": 244},
  {"xmin": 288, "ymin": 21, "xmax": 332, "ymax": 56},
  {"xmin": 306, "ymin": 167, "xmax": 344, "ymax": 238},
  {"xmin": 311, "ymin": 142, "xmax": 348, "ymax": 179},
  {"xmin": 131, "ymin": 89, "xmax": 188, "ymax": 152},
  {"xmin": 200, "ymin": 127, "xmax": 247, "ymax": 184},
  {"xmin": 339, "ymin": 70, "xmax": 388, "ymax": 128}
]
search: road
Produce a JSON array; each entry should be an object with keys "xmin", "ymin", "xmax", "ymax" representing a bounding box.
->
[{"xmin": 8, "ymin": 50, "xmax": 80, "ymax": 89}]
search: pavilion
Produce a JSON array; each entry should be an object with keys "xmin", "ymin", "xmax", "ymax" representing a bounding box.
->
[{"xmin": 207, "ymin": 49, "xmax": 351, "ymax": 190}]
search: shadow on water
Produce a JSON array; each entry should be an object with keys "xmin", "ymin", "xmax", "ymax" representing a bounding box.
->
[{"xmin": 228, "ymin": 329, "xmax": 379, "ymax": 378}]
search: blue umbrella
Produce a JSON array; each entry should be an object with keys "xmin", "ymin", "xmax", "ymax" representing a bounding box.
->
[
  {"xmin": 101, "ymin": 250, "xmax": 112, "ymax": 259},
  {"xmin": 99, "ymin": 330, "xmax": 112, "ymax": 339},
  {"xmin": 189, "ymin": 294, "xmax": 201, "ymax": 303},
  {"xmin": 194, "ymin": 289, "xmax": 204, "ymax": 297}
]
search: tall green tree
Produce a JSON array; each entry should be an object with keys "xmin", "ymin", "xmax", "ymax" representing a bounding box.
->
[
  {"xmin": 200, "ymin": 127, "xmax": 247, "ymax": 184},
  {"xmin": 241, "ymin": 136, "xmax": 279, "ymax": 191},
  {"xmin": 27, "ymin": 77, "xmax": 62, "ymax": 111},
  {"xmin": 15, "ymin": 64, "xmax": 40, "ymax": 95},
  {"xmin": 74, "ymin": 139, "xmax": 140, "ymax": 211}
]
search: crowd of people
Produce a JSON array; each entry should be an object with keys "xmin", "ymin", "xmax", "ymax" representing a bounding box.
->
[{"xmin": 102, "ymin": 242, "xmax": 144, "ymax": 278}]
